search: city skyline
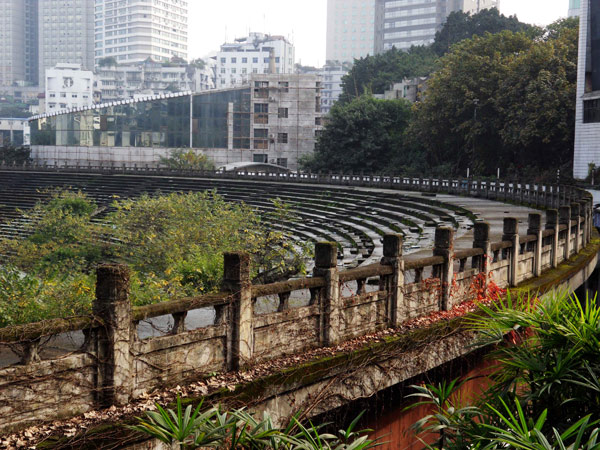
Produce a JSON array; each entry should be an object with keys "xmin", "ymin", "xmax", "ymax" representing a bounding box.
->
[{"xmin": 189, "ymin": 0, "xmax": 571, "ymax": 67}]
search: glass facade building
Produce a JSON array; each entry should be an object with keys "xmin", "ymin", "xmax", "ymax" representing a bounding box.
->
[{"xmin": 31, "ymin": 89, "xmax": 252, "ymax": 150}]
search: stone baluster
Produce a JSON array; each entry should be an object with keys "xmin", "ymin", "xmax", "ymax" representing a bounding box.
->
[
  {"xmin": 528, "ymin": 213, "xmax": 543, "ymax": 277},
  {"xmin": 380, "ymin": 234, "xmax": 405, "ymax": 327},
  {"xmin": 503, "ymin": 218, "xmax": 519, "ymax": 287},
  {"xmin": 433, "ymin": 227, "xmax": 454, "ymax": 311},
  {"xmin": 473, "ymin": 222, "xmax": 491, "ymax": 292},
  {"xmin": 222, "ymin": 252, "xmax": 253, "ymax": 371},
  {"xmin": 546, "ymin": 209, "xmax": 559, "ymax": 268},
  {"xmin": 93, "ymin": 264, "xmax": 132, "ymax": 407},
  {"xmin": 571, "ymin": 203, "xmax": 581, "ymax": 254},
  {"xmin": 313, "ymin": 242, "xmax": 342, "ymax": 347},
  {"xmin": 559, "ymin": 205, "xmax": 572, "ymax": 259}
]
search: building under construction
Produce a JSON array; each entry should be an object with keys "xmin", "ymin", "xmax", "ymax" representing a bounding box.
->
[{"xmin": 28, "ymin": 73, "xmax": 323, "ymax": 170}]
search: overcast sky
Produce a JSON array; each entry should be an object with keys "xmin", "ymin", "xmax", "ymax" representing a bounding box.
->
[{"xmin": 189, "ymin": 1, "xmax": 571, "ymax": 67}]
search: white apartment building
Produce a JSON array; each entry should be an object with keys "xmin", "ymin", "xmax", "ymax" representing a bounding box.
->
[
  {"xmin": 96, "ymin": 60, "xmax": 215, "ymax": 102},
  {"xmin": 374, "ymin": 0, "xmax": 499, "ymax": 52},
  {"xmin": 45, "ymin": 63, "xmax": 94, "ymax": 112},
  {"xmin": 0, "ymin": 0, "xmax": 38, "ymax": 87},
  {"xmin": 216, "ymin": 33, "xmax": 295, "ymax": 88},
  {"xmin": 38, "ymin": 0, "xmax": 95, "ymax": 89},
  {"xmin": 94, "ymin": 0, "xmax": 188, "ymax": 65},
  {"xmin": 326, "ymin": 0, "xmax": 376, "ymax": 63}
]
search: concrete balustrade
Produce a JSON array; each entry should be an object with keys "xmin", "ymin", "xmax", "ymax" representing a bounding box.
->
[{"xmin": 0, "ymin": 200, "xmax": 595, "ymax": 432}]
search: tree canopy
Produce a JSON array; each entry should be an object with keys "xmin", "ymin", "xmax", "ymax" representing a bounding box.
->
[
  {"xmin": 338, "ymin": 8, "xmax": 533, "ymax": 104},
  {"xmin": 431, "ymin": 8, "xmax": 535, "ymax": 56},
  {"xmin": 410, "ymin": 19, "xmax": 578, "ymax": 177},
  {"xmin": 300, "ymin": 96, "xmax": 413, "ymax": 174}
]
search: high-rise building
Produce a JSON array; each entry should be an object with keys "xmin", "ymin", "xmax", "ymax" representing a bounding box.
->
[
  {"xmin": 38, "ymin": 0, "xmax": 95, "ymax": 89},
  {"xmin": 0, "ymin": 0, "xmax": 39, "ymax": 87},
  {"xmin": 94, "ymin": 0, "xmax": 188, "ymax": 66},
  {"xmin": 374, "ymin": 0, "xmax": 499, "ymax": 53},
  {"xmin": 216, "ymin": 33, "xmax": 295, "ymax": 88},
  {"xmin": 326, "ymin": 0, "xmax": 376, "ymax": 63},
  {"xmin": 569, "ymin": 0, "xmax": 581, "ymax": 17},
  {"xmin": 573, "ymin": 0, "xmax": 600, "ymax": 179}
]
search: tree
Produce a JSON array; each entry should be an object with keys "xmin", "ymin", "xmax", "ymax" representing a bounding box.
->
[
  {"xmin": 339, "ymin": 46, "xmax": 438, "ymax": 103},
  {"xmin": 410, "ymin": 19, "xmax": 578, "ymax": 178},
  {"xmin": 159, "ymin": 148, "xmax": 216, "ymax": 171},
  {"xmin": 432, "ymin": 8, "xmax": 535, "ymax": 56},
  {"xmin": 300, "ymin": 96, "xmax": 413, "ymax": 174}
]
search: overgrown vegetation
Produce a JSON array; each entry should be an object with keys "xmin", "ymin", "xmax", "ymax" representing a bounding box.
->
[
  {"xmin": 0, "ymin": 190, "xmax": 309, "ymax": 326},
  {"xmin": 159, "ymin": 148, "xmax": 216, "ymax": 171},
  {"xmin": 410, "ymin": 291, "xmax": 600, "ymax": 448},
  {"xmin": 130, "ymin": 397, "xmax": 378, "ymax": 450}
]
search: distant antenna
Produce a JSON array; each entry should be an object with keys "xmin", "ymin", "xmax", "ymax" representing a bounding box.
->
[{"xmin": 224, "ymin": 26, "xmax": 228, "ymax": 43}]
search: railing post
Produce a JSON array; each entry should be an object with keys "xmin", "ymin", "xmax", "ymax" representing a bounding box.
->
[
  {"xmin": 503, "ymin": 218, "xmax": 519, "ymax": 287},
  {"xmin": 560, "ymin": 205, "xmax": 572, "ymax": 259},
  {"xmin": 380, "ymin": 234, "xmax": 405, "ymax": 326},
  {"xmin": 434, "ymin": 227, "xmax": 454, "ymax": 311},
  {"xmin": 528, "ymin": 213, "xmax": 543, "ymax": 277},
  {"xmin": 94, "ymin": 264, "xmax": 132, "ymax": 407},
  {"xmin": 313, "ymin": 242, "xmax": 342, "ymax": 347},
  {"xmin": 473, "ymin": 221, "xmax": 491, "ymax": 294},
  {"xmin": 588, "ymin": 198, "xmax": 594, "ymax": 244},
  {"xmin": 222, "ymin": 252, "xmax": 253, "ymax": 371},
  {"xmin": 546, "ymin": 209, "xmax": 559, "ymax": 268},
  {"xmin": 571, "ymin": 203, "xmax": 581, "ymax": 254}
]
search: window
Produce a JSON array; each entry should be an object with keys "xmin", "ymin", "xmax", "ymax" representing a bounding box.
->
[
  {"xmin": 254, "ymin": 103, "xmax": 269, "ymax": 124},
  {"xmin": 231, "ymin": 57, "xmax": 236, "ymax": 63},
  {"xmin": 254, "ymin": 128, "xmax": 269, "ymax": 149},
  {"xmin": 276, "ymin": 158, "xmax": 288, "ymax": 168},
  {"xmin": 220, "ymin": 68, "xmax": 226, "ymax": 73},
  {"xmin": 242, "ymin": 57, "xmax": 248, "ymax": 63},
  {"xmin": 584, "ymin": 99, "xmax": 600, "ymax": 123},
  {"xmin": 254, "ymin": 81, "xmax": 269, "ymax": 98},
  {"xmin": 231, "ymin": 68, "xmax": 236, "ymax": 74},
  {"xmin": 252, "ymin": 57, "xmax": 258, "ymax": 63},
  {"xmin": 220, "ymin": 57, "xmax": 226, "ymax": 63},
  {"xmin": 277, "ymin": 133, "xmax": 288, "ymax": 144},
  {"xmin": 264, "ymin": 57, "xmax": 269, "ymax": 63},
  {"xmin": 278, "ymin": 107, "xmax": 288, "ymax": 119},
  {"xmin": 315, "ymin": 117, "xmax": 322, "ymax": 126},
  {"xmin": 253, "ymin": 153, "xmax": 268, "ymax": 163},
  {"xmin": 278, "ymin": 81, "xmax": 289, "ymax": 93}
]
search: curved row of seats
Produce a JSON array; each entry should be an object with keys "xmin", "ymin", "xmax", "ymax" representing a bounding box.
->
[{"xmin": 0, "ymin": 171, "xmax": 473, "ymax": 268}]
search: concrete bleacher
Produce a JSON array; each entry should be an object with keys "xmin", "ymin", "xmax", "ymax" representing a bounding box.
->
[{"xmin": 0, "ymin": 171, "xmax": 473, "ymax": 268}]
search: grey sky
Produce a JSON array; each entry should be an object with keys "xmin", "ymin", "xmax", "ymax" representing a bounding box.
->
[{"xmin": 189, "ymin": 1, "xmax": 570, "ymax": 67}]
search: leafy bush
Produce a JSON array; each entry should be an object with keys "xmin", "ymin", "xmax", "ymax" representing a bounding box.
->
[
  {"xmin": 0, "ymin": 189, "xmax": 309, "ymax": 324},
  {"xmin": 410, "ymin": 291, "xmax": 600, "ymax": 449},
  {"xmin": 129, "ymin": 395, "xmax": 379, "ymax": 450},
  {"xmin": 159, "ymin": 148, "xmax": 216, "ymax": 171}
]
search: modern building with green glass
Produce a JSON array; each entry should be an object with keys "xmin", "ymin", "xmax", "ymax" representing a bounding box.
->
[{"xmin": 29, "ymin": 74, "xmax": 324, "ymax": 170}]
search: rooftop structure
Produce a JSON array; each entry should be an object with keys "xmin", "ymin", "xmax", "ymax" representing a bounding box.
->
[
  {"xmin": 216, "ymin": 33, "xmax": 295, "ymax": 88},
  {"xmin": 569, "ymin": 0, "xmax": 581, "ymax": 17},
  {"xmin": 95, "ymin": 60, "xmax": 215, "ymax": 103},
  {"xmin": 45, "ymin": 63, "xmax": 93, "ymax": 113}
]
